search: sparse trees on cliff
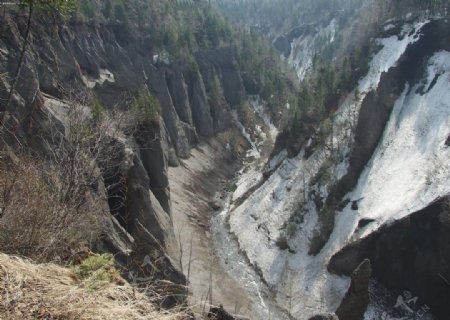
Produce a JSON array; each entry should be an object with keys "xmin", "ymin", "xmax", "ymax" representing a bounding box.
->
[{"xmin": 131, "ymin": 86, "xmax": 161, "ymax": 125}]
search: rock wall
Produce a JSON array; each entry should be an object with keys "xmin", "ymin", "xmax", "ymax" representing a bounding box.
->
[
  {"xmin": 0, "ymin": 9, "xmax": 248, "ymax": 291},
  {"xmin": 328, "ymin": 198, "xmax": 450, "ymax": 319},
  {"xmin": 328, "ymin": 19, "xmax": 450, "ymax": 206},
  {"xmin": 335, "ymin": 259, "xmax": 371, "ymax": 320},
  {"xmin": 325, "ymin": 21, "xmax": 450, "ymax": 319}
]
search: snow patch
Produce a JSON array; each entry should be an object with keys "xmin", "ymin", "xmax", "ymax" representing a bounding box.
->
[
  {"xmin": 249, "ymin": 95, "xmax": 278, "ymax": 140},
  {"xmin": 384, "ymin": 23, "xmax": 396, "ymax": 31},
  {"xmin": 286, "ymin": 19, "xmax": 337, "ymax": 80},
  {"xmin": 232, "ymin": 110, "xmax": 261, "ymax": 159},
  {"xmin": 226, "ymin": 19, "xmax": 446, "ymax": 319},
  {"xmin": 347, "ymin": 51, "xmax": 450, "ymax": 239},
  {"xmin": 358, "ymin": 20, "xmax": 428, "ymax": 94},
  {"xmin": 81, "ymin": 68, "xmax": 115, "ymax": 88}
]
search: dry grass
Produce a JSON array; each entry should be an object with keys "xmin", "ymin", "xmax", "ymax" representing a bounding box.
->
[{"xmin": 0, "ymin": 253, "xmax": 189, "ymax": 320}]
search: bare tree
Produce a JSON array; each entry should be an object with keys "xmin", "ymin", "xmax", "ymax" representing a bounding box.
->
[
  {"xmin": 0, "ymin": 88, "xmax": 127, "ymax": 262},
  {"xmin": 2, "ymin": 1, "xmax": 34, "ymax": 119},
  {"xmin": 1, "ymin": 0, "xmax": 76, "ymax": 121}
]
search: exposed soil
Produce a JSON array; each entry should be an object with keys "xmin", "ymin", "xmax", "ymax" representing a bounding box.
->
[{"xmin": 169, "ymin": 138, "xmax": 254, "ymax": 318}]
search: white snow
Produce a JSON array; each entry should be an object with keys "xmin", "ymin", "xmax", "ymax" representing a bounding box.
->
[
  {"xmin": 81, "ymin": 68, "xmax": 115, "ymax": 88},
  {"xmin": 224, "ymin": 19, "xmax": 450, "ymax": 319},
  {"xmin": 329, "ymin": 18, "xmax": 430, "ymax": 177},
  {"xmin": 232, "ymin": 110, "xmax": 261, "ymax": 159},
  {"xmin": 286, "ymin": 19, "xmax": 337, "ymax": 80},
  {"xmin": 358, "ymin": 20, "xmax": 428, "ymax": 94},
  {"xmin": 249, "ymin": 95, "xmax": 279, "ymax": 140},
  {"xmin": 232, "ymin": 166, "xmax": 263, "ymax": 202},
  {"xmin": 384, "ymin": 23, "xmax": 396, "ymax": 31},
  {"xmin": 346, "ymin": 51, "xmax": 450, "ymax": 239}
]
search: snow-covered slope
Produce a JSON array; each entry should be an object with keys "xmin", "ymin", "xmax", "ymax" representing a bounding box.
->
[
  {"xmin": 286, "ymin": 19, "xmax": 338, "ymax": 80},
  {"xmin": 349, "ymin": 50, "xmax": 450, "ymax": 239},
  {"xmin": 223, "ymin": 18, "xmax": 450, "ymax": 319}
]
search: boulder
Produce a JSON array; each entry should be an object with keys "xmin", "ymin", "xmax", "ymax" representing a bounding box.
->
[
  {"xmin": 335, "ymin": 259, "xmax": 371, "ymax": 320},
  {"xmin": 208, "ymin": 305, "xmax": 237, "ymax": 320},
  {"xmin": 329, "ymin": 198, "xmax": 450, "ymax": 318}
]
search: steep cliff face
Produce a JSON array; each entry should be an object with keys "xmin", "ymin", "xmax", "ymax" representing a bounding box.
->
[
  {"xmin": 212, "ymin": 0, "xmax": 381, "ymax": 79},
  {"xmin": 0, "ymin": 5, "xmax": 252, "ymax": 294},
  {"xmin": 220, "ymin": 16, "xmax": 450, "ymax": 319},
  {"xmin": 2, "ymin": 1, "xmax": 450, "ymax": 319},
  {"xmin": 335, "ymin": 259, "xmax": 371, "ymax": 320},
  {"xmin": 328, "ymin": 18, "xmax": 450, "ymax": 206},
  {"xmin": 213, "ymin": 0, "xmax": 446, "ymax": 82},
  {"xmin": 0, "ymin": 14, "xmax": 178, "ymax": 285},
  {"xmin": 329, "ymin": 198, "xmax": 450, "ymax": 319},
  {"xmin": 0, "ymin": 12, "xmax": 248, "ymax": 150}
]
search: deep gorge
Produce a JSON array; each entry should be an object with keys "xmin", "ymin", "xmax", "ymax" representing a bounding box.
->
[{"xmin": 0, "ymin": 1, "xmax": 449, "ymax": 320}]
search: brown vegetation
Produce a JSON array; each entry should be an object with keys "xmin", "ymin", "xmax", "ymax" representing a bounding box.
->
[
  {"xmin": 0, "ymin": 152, "xmax": 103, "ymax": 262},
  {"xmin": 0, "ymin": 252, "xmax": 189, "ymax": 319}
]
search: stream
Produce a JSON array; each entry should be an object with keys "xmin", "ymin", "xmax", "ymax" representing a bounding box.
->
[
  {"xmin": 209, "ymin": 98, "xmax": 290, "ymax": 319},
  {"xmin": 210, "ymin": 193, "xmax": 290, "ymax": 319},
  {"xmin": 208, "ymin": 89, "xmax": 439, "ymax": 319}
]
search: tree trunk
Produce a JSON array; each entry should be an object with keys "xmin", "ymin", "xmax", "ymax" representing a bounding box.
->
[{"xmin": 1, "ymin": 1, "xmax": 34, "ymax": 122}]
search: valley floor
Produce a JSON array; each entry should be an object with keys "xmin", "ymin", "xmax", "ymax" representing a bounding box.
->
[{"xmin": 169, "ymin": 138, "xmax": 254, "ymax": 318}]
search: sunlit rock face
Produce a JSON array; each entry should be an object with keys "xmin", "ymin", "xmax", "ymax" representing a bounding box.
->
[{"xmin": 224, "ymin": 17, "xmax": 450, "ymax": 319}]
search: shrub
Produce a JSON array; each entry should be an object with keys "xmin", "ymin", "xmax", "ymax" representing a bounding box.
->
[
  {"xmin": 308, "ymin": 204, "xmax": 336, "ymax": 255},
  {"xmin": 319, "ymin": 204, "xmax": 335, "ymax": 230},
  {"xmin": 228, "ymin": 130, "xmax": 245, "ymax": 158},
  {"xmin": 284, "ymin": 202, "xmax": 306, "ymax": 238},
  {"xmin": 73, "ymin": 253, "xmax": 114, "ymax": 279},
  {"xmin": 275, "ymin": 234, "xmax": 289, "ymax": 250},
  {"xmin": 114, "ymin": 2, "xmax": 128, "ymax": 22},
  {"xmin": 92, "ymin": 93, "xmax": 106, "ymax": 122},
  {"xmin": 132, "ymin": 86, "xmax": 161, "ymax": 125},
  {"xmin": 0, "ymin": 91, "xmax": 120, "ymax": 263},
  {"xmin": 103, "ymin": 0, "xmax": 112, "ymax": 18},
  {"xmin": 239, "ymin": 102, "xmax": 257, "ymax": 137},
  {"xmin": 0, "ymin": 154, "xmax": 102, "ymax": 262},
  {"xmin": 73, "ymin": 253, "xmax": 120, "ymax": 290}
]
